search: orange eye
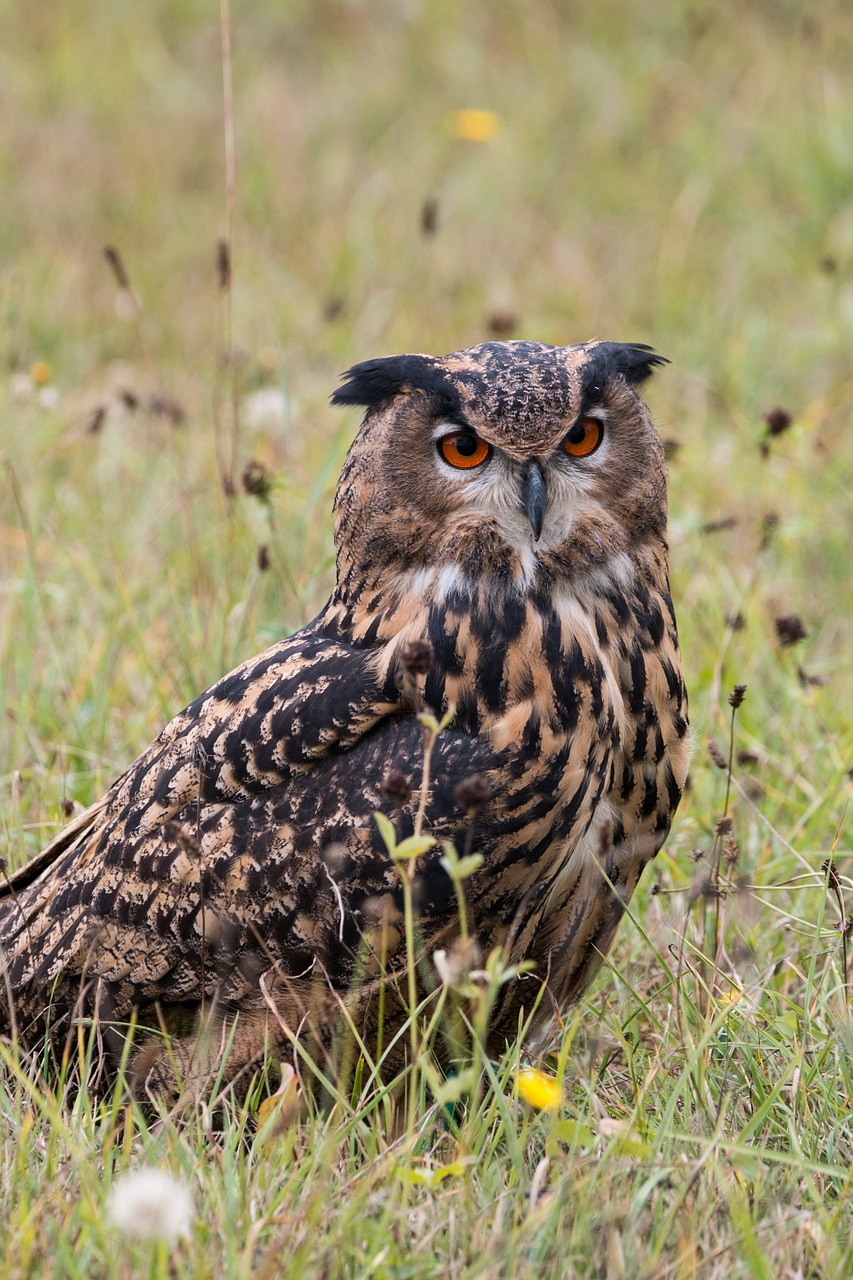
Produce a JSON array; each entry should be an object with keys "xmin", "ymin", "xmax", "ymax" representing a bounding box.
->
[
  {"xmin": 438, "ymin": 432, "xmax": 491, "ymax": 470},
  {"xmin": 562, "ymin": 417, "xmax": 603, "ymax": 458}
]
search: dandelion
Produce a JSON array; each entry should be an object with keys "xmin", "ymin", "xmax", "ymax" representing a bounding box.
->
[
  {"xmin": 717, "ymin": 988, "xmax": 746, "ymax": 1026},
  {"xmin": 446, "ymin": 109, "xmax": 501, "ymax": 143},
  {"xmin": 107, "ymin": 1167, "xmax": 194, "ymax": 1245},
  {"xmin": 243, "ymin": 387, "xmax": 288, "ymax": 431},
  {"xmin": 516, "ymin": 1066, "xmax": 563, "ymax": 1111}
]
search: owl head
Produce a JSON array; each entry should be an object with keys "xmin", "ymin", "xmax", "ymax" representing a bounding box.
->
[{"xmin": 331, "ymin": 340, "xmax": 670, "ymax": 599}]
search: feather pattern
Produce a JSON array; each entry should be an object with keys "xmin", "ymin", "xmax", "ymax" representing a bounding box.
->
[{"xmin": 0, "ymin": 339, "xmax": 689, "ymax": 1094}]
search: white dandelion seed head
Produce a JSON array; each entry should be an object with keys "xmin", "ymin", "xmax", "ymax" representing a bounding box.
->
[
  {"xmin": 107, "ymin": 1167, "xmax": 194, "ymax": 1245},
  {"xmin": 243, "ymin": 387, "xmax": 288, "ymax": 431}
]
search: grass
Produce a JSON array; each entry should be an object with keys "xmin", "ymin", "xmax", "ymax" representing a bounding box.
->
[{"xmin": 1, "ymin": 0, "xmax": 853, "ymax": 1274}]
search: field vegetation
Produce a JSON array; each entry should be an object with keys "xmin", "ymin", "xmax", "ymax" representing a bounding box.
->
[{"xmin": 1, "ymin": 1, "xmax": 852, "ymax": 1275}]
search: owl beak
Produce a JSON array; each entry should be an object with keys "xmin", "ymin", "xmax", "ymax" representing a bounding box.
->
[{"xmin": 523, "ymin": 462, "xmax": 547, "ymax": 541}]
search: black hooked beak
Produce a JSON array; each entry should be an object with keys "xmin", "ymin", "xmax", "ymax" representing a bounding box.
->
[{"xmin": 522, "ymin": 461, "xmax": 547, "ymax": 541}]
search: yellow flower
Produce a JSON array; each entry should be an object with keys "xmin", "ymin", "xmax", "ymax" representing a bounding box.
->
[
  {"xmin": 516, "ymin": 1066, "xmax": 563, "ymax": 1111},
  {"xmin": 29, "ymin": 361, "xmax": 52, "ymax": 387},
  {"xmin": 446, "ymin": 109, "xmax": 501, "ymax": 143},
  {"xmin": 718, "ymin": 988, "xmax": 743, "ymax": 1010}
]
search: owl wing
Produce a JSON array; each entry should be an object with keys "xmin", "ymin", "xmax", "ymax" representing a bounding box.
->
[
  {"xmin": 0, "ymin": 622, "xmax": 413, "ymax": 1016},
  {"xmin": 6, "ymin": 715, "xmax": 508, "ymax": 1022}
]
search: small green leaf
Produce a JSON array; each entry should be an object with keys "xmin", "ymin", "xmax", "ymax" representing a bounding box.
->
[
  {"xmin": 453, "ymin": 854, "xmax": 483, "ymax": 880},
  {"xmin": 551, "ymin": 1119, "xmax": 597, "ymax": 1149},
  {"xmin": 374, "ymin": 811, "xmax": 397, "ymax": 854},
  {"xmin": 392, "ymin": 834, "xmax": 437, "ymax": 862}
]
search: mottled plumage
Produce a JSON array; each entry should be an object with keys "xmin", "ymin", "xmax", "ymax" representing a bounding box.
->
[{"xmin": 0, "ymin": 339, "xmax": 689, "ymax": 1096}]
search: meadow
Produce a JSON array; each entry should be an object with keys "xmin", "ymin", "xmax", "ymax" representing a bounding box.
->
[{"xmin": 1, "ymin": 0, "xmax": 852, "ymax": 1275}]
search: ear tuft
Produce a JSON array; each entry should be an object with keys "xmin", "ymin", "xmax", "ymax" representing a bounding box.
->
[
  {"xmin": 586, "ymin": 342, "xmax": 670, "ymax": 388},
  {"xmin": 331, "ymin": 355, "xmax": 458, "ymax": 412}
]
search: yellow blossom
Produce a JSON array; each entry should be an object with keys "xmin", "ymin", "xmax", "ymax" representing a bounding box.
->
[
  {"xmin": 29, "ymin": 361, "xmax": 52, "ymax": 387},
  {"xmin": 718, "ymin": 987, "xmax": 744, "ymax": 1010},
  {"xmin": 516, "ymin": 1066, "xmax": 563, "ymax": 1110},
  {"xmin": 446, "ymin": 109, "xmax": 501, "ymax": 143}
]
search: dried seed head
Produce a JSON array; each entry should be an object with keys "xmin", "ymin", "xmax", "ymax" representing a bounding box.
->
[
  {"xmin": 0, "ymin": 856, "xmax": 6, "ymax": 875},
  {"xmin": 399, "ymin": 638, "xmax": 433, "ymax": 677},
  {"xmin": 708, "ymin": 738, "xmax": 727, "ymax": 769},
  {"xmin": 726, "ymin": 611, "xmax": 745, "ymax": 631},
  {"xmin": 381, "ymin": 769, "xmax": 411, "ymax": 807},
  {"xmin": 775, "ymin": 614, "xmax": 807, "ymax": 647},
  {"xmin": 257, "ymin": 543, "xmax": 271, "ymax": 572},
  {"xmin": 61, "ymin": 797, "xmax": 75, "ymax": 818},
  {"xmin": 715, "ymin": 816, "xmax": 734, "ymax": 837},
  {"xmin": 454, "ymin": 773, "xmax": 492, "ymax": 814},
  {"xmin": 217, "ymin": 238, "xmax": 231, "ymax": 290},
  {"xmin": 120, "ymin": 388, "xmax": 139, "ymax": 411},
  {"xmin": 487, "ymin": 310, "xmax": 518, "ymax": 338},
  {"xmin": 86, "ymin": 405, "xmax": 107, "ymax": 435},
  {"xmin": 323, "ymin": 296, "xmax": 345, "ymax": 322},
  {"xmin": 797, "ymin": 665, "xmax": 828, "ymax": 688},
  {"xmin": 420, "ymin": 198, "xmax": 439, "ymax": 236},
  {"xmin": 723, "ymin": 834, "xmax": 739, "ymax": 864},
  {"xmin": 148, "ymin": 394, "xmax": 185, "ymax": 427},
  {"xmin": 765, "ymin": 406, "xmax": 793, "ymax": 437},
  {"xmin": 103, "ymin": 244, "xmax": 131, "ymax": 291},
  {"xmin": 728, "ymin": 683, "xmax": 747, "ymax": 709},
  {"xmin": 242, "ymin": 459, "xmax": 273, "ymax": 500},
  {"xmin": 702, "ymin": 515, "xmax": 738, "ymax": 534}
]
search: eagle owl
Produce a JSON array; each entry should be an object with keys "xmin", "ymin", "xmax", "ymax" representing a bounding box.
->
[{"xmin": 0, "ymin": 340, "xmax": 689, "ymax": 1096}]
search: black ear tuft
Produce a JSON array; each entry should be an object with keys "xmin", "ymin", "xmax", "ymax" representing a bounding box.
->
[
  {"xmin": 331, "ymin": 355, "xmax": 458, "ymax": 412},
  {"xmin": 586, "ymin": 342, "xmax": 670, "ymax": 389}
]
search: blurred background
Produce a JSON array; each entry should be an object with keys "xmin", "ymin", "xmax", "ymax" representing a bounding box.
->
[{"xmin": 1, "ymin": 0, "xmax": 851, "ymax": 874}]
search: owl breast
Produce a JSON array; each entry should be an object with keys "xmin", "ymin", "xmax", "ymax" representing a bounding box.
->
[{"xmin": 365, "ymin": 554, "xmax": 688, "ymax": 1026}]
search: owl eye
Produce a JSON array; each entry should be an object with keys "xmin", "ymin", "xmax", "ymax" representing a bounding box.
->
[
  {"xmin": 562, "ymin": 417, "xmax": 603, "ymax": 458},
  {"xmin": 438, "ymin": 432, "xmax": 491, "ymax": 470}
]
